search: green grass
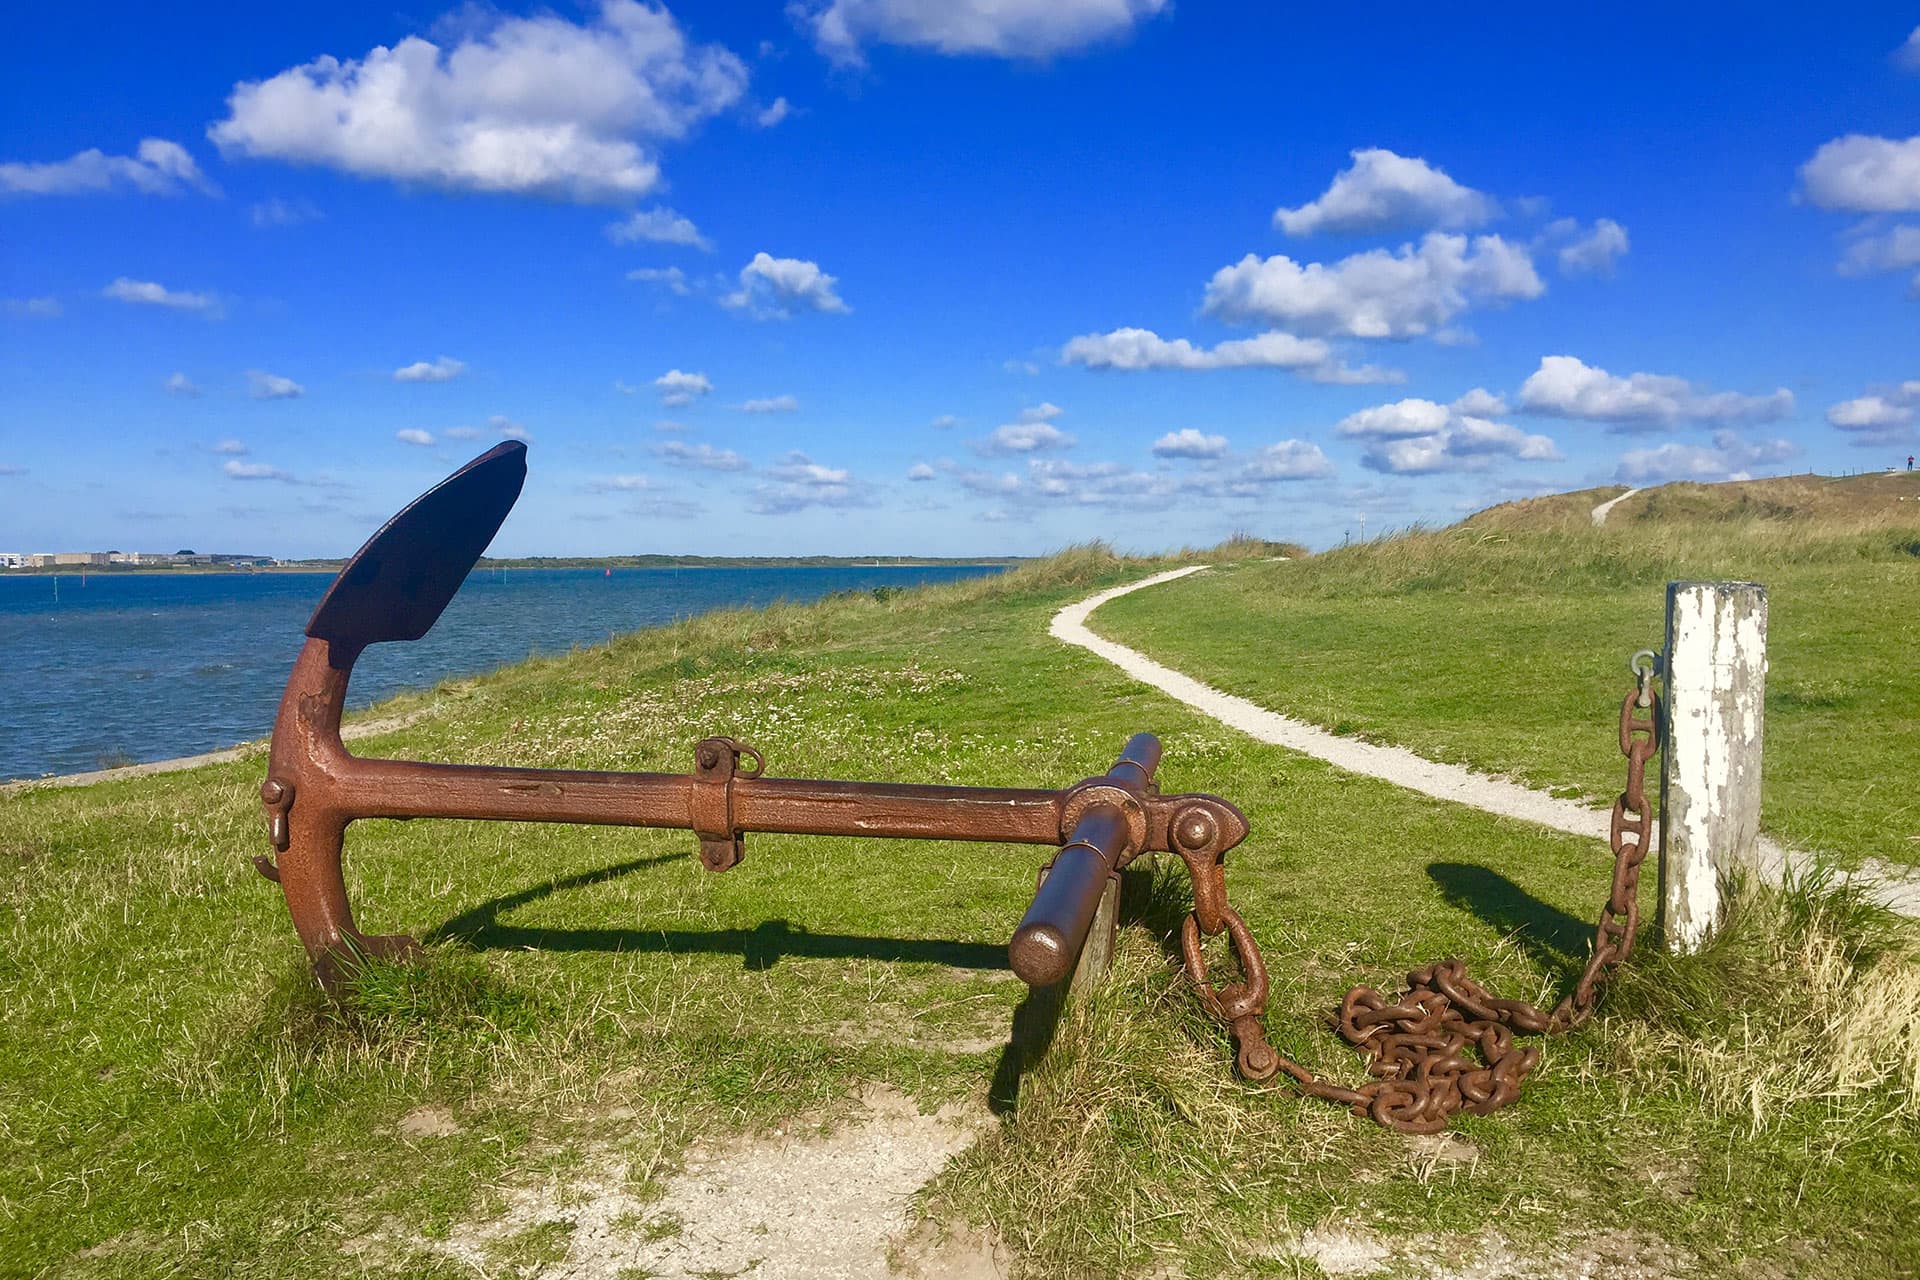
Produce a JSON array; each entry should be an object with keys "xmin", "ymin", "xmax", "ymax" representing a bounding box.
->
[
  {"xmin": 4, "ymin": 541, "xmax": 1918, "ymax": 1278},
  {"xmin": 1093, "ymin": 520, "xmax": 1920, "ymax": 873}
]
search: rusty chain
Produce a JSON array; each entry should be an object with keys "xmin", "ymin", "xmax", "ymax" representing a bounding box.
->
[{"xmin": 1180, "ymin": 653, "xmax": 1660, "ymax": 1133}]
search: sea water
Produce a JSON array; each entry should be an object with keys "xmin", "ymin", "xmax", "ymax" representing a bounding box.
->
[{"xmin": 0, "ymin": 565, "xmax": 1002, "ymax": 781}]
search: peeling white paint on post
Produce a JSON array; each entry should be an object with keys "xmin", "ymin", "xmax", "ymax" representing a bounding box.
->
[{"xmin": 1658, "ymin": 581, "xmax": 1768, "ymax": 953}]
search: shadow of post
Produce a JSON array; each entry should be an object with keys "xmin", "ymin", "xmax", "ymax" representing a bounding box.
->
[
  {"xmin": 1425, "ymin": 861, "xmax": 1595, "ymax": 974},
  {"xmin": 988, "ymin": 980, "xmax": 1066, "ymax": 1115}
]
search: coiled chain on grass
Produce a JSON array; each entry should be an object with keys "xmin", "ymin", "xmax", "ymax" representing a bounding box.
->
[{"xmin": 1187, "ymin": 660, "xmax": 1660, "ymax": 1133}]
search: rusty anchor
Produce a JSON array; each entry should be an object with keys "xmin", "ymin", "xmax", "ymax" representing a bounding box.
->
[{"xmin": 258, "ymin": 441, "xmax": 1280, "ymax": 1080}]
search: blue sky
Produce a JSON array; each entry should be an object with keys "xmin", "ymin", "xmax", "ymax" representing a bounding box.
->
[{"xmin": 4, "ymin": 3, "xmax": 1919, "ymax": 557}]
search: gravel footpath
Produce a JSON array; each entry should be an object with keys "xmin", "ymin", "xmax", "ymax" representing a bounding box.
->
[{"xmin": 1590, "ymin": 488, "xmax": 1641, "ymax": 525}]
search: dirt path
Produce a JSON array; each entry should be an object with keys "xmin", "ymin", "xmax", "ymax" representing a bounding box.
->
[
  {"xmin": 1055, "ymin": 567, "xmax": 1920, "ymax": 917},
  {"xmin": 1590, "ymin": 488, "xmax": 1641, "ymax": 525}
]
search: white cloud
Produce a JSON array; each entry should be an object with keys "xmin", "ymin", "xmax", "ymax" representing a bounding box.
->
[
  {"xmin": 944, "ymin": 438, "xmax": 1333, "ymax": 511},
  {"xmin": 1202, "ymin": 233, "xmax": 1544, "ymax": 339},
  {"xmin": 1552, "ymin": 217, "xmax": 1630, "ymax": 276},
  {"xmin": 1827, "ymin": 395, "xmax": 1914, "ymax": 430},
  {"xmin": 247, "ymin": 370, "xmax": 305, "ymax": 400},
  {"xmin": 654, "ymin": 368, "xmax": 712, "ymax": 406},
  {"xmin": 750, "ymin": 452, "xmax": 871, "ymax": 514},
  {"xmin": 1238, "ymin": 440, "xmax": 1336, "ymax": 483},
  {"xmin": 1362, "ymin": 417, "xmax": 1561, "ymax": 475},
  {"xmin": 489, "ymin": 414, "xmax": 530, "ymax": 440},
  {"xmin": 605, "ymin": 205, "xmax": 711, "ymax": 249},
  {"xmin": 1616, "ymin": 431, "xmax": 1798, "ymax": 484},
  {"xmin": 627, "ymin": 265, "xmax": 691, "ymax": 295},
  {"xmin": 1450, "ymin": 387, "xmax": 1506, "ymax": 417},
  {"xmin": 740, "ymin": 394, "xmax": 799, "ymax": 413},
  {"xmin": 1151, "ymin": 428, "xmax": 1228, "ymax": 459},
  {"xmin": 1273, "ymin": 148, "xmax": 1496, "ymax": 236},
  {"xmin": 907, "ymin": 462, "xmax": 936, "ymax": 480},
  {"xmin": 1900, "ymin": 26, "xmax": 1920, "ymax": 71},
  {"xmin": 1335, "ymin": 398, "xmax": 1452, "ymax": 440},
  {"xmin": 224, "ymin": 459, "xmax": 294, "ymax": 482},
  {"xmin": 1838, "ymin": 224, "xmax": 1920, "ymax": 292},
  {"xmin": 930, "ymin": 414, "xmax": 960, "ymax": 429},
  {"xmin": 1338, "ymin": 396, "xmax": 1559, "ymax": 474},
  {"xmin": 1018, "ymin": 402, "xmax": 1063, "ymax": 422},
  {"xmin": 656, "ymin": 440, "xmax": 748, "ymax": 470},
  {"xmin": 103, "ymin": 278, "xmax": 217, "ymax": 312},
  {"xmin": 1058, "ymin": 325, "xmax": 1399, "ymax": 383},
  {"xmin": 249, "ymin": 197, "xmax": 321, "ymax": 227},
  {"xmin": 1799, "ymin": 134, "xmax": 1920, "ymax": 213},
  {"xmin": 978, "ymin": 421, "xmax": 1075, "ymax": 455},
  {"xmin": 721, "ymin": 251, "xmax": 848, "ymax": 317},
  {"xmin": 757, "ymin": 97, "xmax": 791, "ymax": 127},
  {"xmin": 396, "ymin": 428, "xmax": 435, "ymax": 445},
  {"xmin": 165, "ymin": 372, "xmax": 202, "ymax": 397},
  {"xmin": 587, "ymin": 473, "xmax": 655, "ymax": 492},
  {"xmin": 1518, "ymin": 355, "xmax": 1793, "ymax": 429},
  {"xmin": 795, "ymin": 0, "xmax": 1168, "ymax": 64},
  {"xmin": 393, "ymin": 355, "xmax": 465, "ymax": 382},
  {"xmin": 653, "ymin": 419, "xmax": 687, "ymax": 432},
  {"xmin": 208, "ymin": 1, "xmax": 748, "ymax": 202},
  {"xmin": 3, "ymin": 296, "xmax": 62, "ymax": 317},
  {"xmin": 0, "ymin": 138, "xmax": 213, "ymax": 197},
  {"xmin": 213, "ymin": 439, "xmax": 248, "ymax": 455},
  {"xmin": 445, "ymin": 425, "xmax": 484, "ymax": 440},
  {"xmin": 1825, "ymin": 382, "xmax": 1920, "ymax": 446}
]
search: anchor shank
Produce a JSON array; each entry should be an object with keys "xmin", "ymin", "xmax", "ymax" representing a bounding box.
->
[{"xmin": 326, "ymin": 760, "xmax": 1069, "ymax": 845}]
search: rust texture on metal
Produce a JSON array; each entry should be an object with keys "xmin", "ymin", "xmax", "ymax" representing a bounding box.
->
[
  {"xmin": 258, "ymin": 444, "xmax": 1274, "ymax": 1077},
  {"xmin": 1252, "ymin": 660, "xmax": 1662, "ymax": 1133}
]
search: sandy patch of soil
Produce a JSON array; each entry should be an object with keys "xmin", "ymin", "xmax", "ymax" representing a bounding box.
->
[
  {"xmin": 1276, "ymin": 1225, "xmax": 1694, "ymax": 1279},
  {"xmin": 395, "ymin": 1105, "xmax": 463, "ymax": 1138},
  {"xmin": 398, "ymin": 1084, "xmax": 1000, "ymax": 1279}
]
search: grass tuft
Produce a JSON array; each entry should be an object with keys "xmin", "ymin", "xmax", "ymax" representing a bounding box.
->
[{"xmin": 1608, "ymin": 871, "xmax": 1920, "ymax": 1131}]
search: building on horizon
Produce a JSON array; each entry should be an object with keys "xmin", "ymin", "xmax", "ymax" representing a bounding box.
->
[{"xmin": 0, "ymin": 550, "xmax": 279, "ymax": 569}]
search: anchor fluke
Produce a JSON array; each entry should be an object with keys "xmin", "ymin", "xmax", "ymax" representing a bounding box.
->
[{"xmin": 305, "ymin": 440, "xmax": 527, "ymax": 650}]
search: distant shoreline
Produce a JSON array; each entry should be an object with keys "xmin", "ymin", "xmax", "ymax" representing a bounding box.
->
[{"xmin": 1, "ymin": 556, "xmax": 1025, "ymax": 577}]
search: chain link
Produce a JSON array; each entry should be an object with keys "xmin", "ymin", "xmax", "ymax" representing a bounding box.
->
[{"xmin": 1179, "ymin": 660, "xmax": 1660, "ymax": 1132}]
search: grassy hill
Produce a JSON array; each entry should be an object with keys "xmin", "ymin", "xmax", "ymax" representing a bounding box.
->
[
  {"xmin": 1470, "ymin": 469, "xmax": 1920, "ymax": 533},
  {"xmin": 4, "ymin": 541, "xmax": 1918, "ymax": 1277}
]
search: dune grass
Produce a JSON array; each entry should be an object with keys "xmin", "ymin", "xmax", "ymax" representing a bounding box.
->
[
  {"xmin": 1092, "ymin": 517, "xmax": 1920, "ymax": 874},
  {"xmin": 3, "ymin": 542, "xmax": 1918, "ymax": 1278}
]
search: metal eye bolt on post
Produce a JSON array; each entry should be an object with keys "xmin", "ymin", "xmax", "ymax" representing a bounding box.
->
[{"xmin": 255, "ymin": 441, "xmax": 1280, "ymax": 1082}]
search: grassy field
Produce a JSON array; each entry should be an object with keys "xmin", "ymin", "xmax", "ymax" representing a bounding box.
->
[
  {"xmin": 1095, "ymin": 477, "xmax": 1920, "ymax": 875},
  {"xmin": 5, "ymin": 542, "xmax": 1919, "ymax": 1278}
]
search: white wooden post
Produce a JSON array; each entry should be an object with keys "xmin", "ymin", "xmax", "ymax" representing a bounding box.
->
[{"xmin": 1657, "ymin": 581, "xmax": 1768, "ymax": 953}]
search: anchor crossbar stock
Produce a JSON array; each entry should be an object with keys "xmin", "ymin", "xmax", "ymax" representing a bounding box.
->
[{"xmin": 257, "ymin": 442, "xmax": 1278, "ymax": 1080}]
